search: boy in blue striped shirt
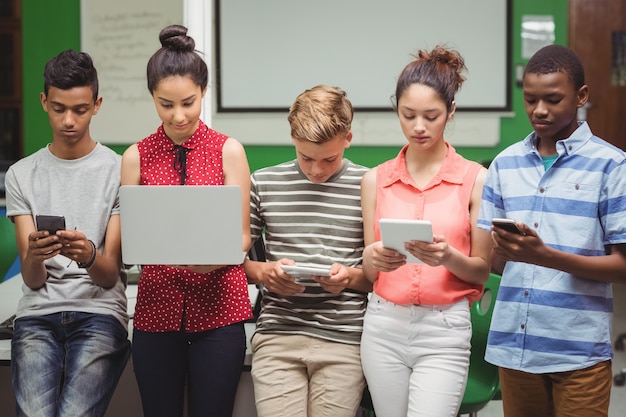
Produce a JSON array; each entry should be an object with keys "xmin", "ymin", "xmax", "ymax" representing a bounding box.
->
[{"xmin": 478, "ymin": 44, "xmax": 626, "ymax": 417}]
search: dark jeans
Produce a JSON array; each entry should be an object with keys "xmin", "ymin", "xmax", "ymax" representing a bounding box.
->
[
  {"xmin": 132, "ymin": 321, "xmax": 247, "ymax": 417},
  {"xmin": 12, "ymin": 312, "xmax": 131, "ymax": 417}
]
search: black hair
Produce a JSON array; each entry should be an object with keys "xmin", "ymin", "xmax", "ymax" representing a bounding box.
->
[
  {"xmin": 524, "ymin": 44, "xmax": 585, "ymax": 90},
  {"xmin": 43, "ymin": 49, "xmax": 99, "ymax": 102},
  {"xmin": 146, "ymin": 24, "xmax": 208, "ymax": 93}
]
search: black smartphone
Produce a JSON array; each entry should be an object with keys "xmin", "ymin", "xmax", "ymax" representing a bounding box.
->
[
  {"xmin": 35, "ymin": 215, "xmax": 66, "ymax": 235},
  {"xmin": 492, "ymin": 218, "xmax": 522, "ymax": 235}
]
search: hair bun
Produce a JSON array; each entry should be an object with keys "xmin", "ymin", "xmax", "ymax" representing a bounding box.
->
[{"xmin": 159, "ymin": 24, "xmax": 195, "ymax": 52}]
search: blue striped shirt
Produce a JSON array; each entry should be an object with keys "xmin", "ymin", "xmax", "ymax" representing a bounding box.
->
[{"xmin": 478, "ymin": 122, "xmax": 626, "ymax": 373}]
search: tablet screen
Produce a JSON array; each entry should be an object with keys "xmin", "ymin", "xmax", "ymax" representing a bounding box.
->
[
  {"xmin": 379, "ymin": 218, "xmax": 433, "ymax": 264},
  {"xmin": 280, "ymin": 265, "xmax": 331, "ymax": 277}
]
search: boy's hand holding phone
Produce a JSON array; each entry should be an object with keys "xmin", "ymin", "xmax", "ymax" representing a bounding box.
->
[{"xmin": 32, "ymin": 215, "xmax": 66, "ymax": 258}]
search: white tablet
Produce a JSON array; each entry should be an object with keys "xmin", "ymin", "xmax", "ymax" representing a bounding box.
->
[
  {"xmin": 379, "ymin": 218, "xmax": 433, "ymax": 264},
  {"xmin": 280, "ymin": 265, "xmax": 331, "ymax": 277}
]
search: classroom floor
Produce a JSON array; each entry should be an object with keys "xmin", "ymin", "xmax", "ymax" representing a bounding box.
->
[{"xmin": 468, "ymin": 282, "xmax": 626, "ymax": 417}]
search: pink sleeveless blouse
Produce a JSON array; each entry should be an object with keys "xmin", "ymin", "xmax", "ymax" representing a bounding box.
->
[{"xmin": 373, "ymin": 144, "xmax": 484, "ymax": 305}]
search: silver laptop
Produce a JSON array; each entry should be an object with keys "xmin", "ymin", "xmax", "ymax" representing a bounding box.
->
[{"xmin": 119, "ymin": 185, "xmax": 243, "ymax": 265}]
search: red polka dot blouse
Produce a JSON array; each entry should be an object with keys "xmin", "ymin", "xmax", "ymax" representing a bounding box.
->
[{"xmin": 133, "ymin": 120, "xmax": 252, "ymax": 332}]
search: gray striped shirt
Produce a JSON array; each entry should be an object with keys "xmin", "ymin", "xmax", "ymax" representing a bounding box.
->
[{"xmin": 250, "ymin": 159, "xmax": 369, "ymax": 344}]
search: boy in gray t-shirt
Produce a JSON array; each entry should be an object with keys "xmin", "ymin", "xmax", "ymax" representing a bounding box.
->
[{"xmin": 4, "ymin": 50, "xmax": 129, "ymax": 417}]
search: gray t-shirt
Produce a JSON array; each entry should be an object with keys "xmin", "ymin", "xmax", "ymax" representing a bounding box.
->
[{"xmin": 4, "ymin": 143, "xmax": 127, "ymax": 327}]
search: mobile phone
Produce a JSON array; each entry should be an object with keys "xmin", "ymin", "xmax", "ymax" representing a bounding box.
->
[
  {"xmin": 491, "ymin": 218, "xmax": 522, "ymax": 235},
  {"xmin": 35, "ymin": 215, "xmax": 66, "ymax": 235}
]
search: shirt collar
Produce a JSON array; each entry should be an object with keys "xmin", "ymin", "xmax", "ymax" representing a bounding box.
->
[
  {"xmin": 155, "ymin": 120, "xmax": 207, "ymax": 151},
  {"xmin": 523, "ymin": 121, "xmax": 592, "ymax": 156},
  {"xmin": 379, "ymin": 143, "xmax": 467, "ymax": 189}
]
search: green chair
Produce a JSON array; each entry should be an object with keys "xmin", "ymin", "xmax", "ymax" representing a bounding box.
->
[
  {"xmin": 458, "ymin": 273, "xmax": 502, "ymax": 416},
  {"xmin": 0, "ymin": 212, "xmax": 18, "ymax": 282},
  {"xmin": 359, "ymin": 385, "xmax": 375, "ymax": 417}
]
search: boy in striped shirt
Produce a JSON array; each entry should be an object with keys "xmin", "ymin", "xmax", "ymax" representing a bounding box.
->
[{"xmin": 244, "ymin": 85, "xmax": 372, "ymax": 417}]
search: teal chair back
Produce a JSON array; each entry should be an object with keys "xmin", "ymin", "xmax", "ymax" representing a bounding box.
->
[
  {"xmin": 0, "ymin": 212, "xmax": 18, "ymax": 282},
  {"xmin": 458, "ymin": 273, "xmax": 502, "ymax": 416}
]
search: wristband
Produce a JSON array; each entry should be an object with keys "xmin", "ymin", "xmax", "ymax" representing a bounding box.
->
[{"xmin": 77, "ymin": 239, "xmax": 97, "ymax": 269}]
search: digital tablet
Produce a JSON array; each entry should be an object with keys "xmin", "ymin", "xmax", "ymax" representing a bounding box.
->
[
  {"xmin": 379, "ymin": 218, "xmax": 433, "ymax": 264},
  {"xmin": 280, "ymin": 265, "xmax": 332, "ymax": 277}
]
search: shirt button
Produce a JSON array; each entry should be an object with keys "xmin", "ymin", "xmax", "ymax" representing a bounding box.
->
[
  {"xmin": 524, "ymin": 290, "xmax": 529, "ymax": 296},
  {"xmin": 520, "ymin": 324, "xmax": 525, "ymax": 330},
  {"xmin": 539, "ymin": 187, "xmax": 545, "ymax": 193}
]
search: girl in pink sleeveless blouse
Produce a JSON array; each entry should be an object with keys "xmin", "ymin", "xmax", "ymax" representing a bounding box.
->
[
  {"xmin": 359, "ymin": 46, "xmax": 492, "ymax": 417},
  {"xmin": 121, "ymin": 25, "xmax": 252, "ymax": 417}
]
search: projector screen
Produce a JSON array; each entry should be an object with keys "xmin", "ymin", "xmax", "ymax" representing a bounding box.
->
[{"xmin": 216, "ymin": 0, "xmax": 511, "ymax": 112}]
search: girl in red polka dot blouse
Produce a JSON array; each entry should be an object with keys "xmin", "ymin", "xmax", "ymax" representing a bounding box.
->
[{"xmin": 121, "ymin": 24, "xmax": 252, "ymax": 417}]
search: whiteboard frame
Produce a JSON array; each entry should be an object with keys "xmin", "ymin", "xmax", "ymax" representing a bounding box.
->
[
  {"xmin": 80, "ymin": 0, "xmax": 510, "ymax": 147},
  {"xmin": 185, "ymin": 0, "xmax": 212, "ymax": 126},
  {"xmin": 214, "ymin": 0, "xmax": 512, "ymax": 113}
]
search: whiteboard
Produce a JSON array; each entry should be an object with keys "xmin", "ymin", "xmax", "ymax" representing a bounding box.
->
[
  {"xmin": 81, "ymin": 1, "xmax": 183, "ymax": 144},
  {"xmin": 216, "ymin": 0, "xmax": 511, "ymax": 112}
]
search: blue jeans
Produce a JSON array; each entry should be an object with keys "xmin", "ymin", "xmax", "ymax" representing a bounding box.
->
[
  {"xmin": 11, "ymin": 312, "xmax": 131, "ymax": 417},
  {"xmin": 132, "ymin": 321, "xmax": 246, "ymax": 417}
]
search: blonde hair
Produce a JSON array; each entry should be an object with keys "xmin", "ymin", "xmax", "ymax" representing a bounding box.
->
[{"xmin": 288, "ymin": 85, "xmax": 353, "ymax": 143}]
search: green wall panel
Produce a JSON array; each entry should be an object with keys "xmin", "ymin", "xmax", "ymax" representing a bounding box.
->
[{"xmin": 22, "ymin": 0, "xmax": 81, "ymax": 156}]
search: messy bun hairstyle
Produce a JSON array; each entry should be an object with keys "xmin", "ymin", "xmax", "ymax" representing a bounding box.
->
[
  {"xmin": 146, "ymin": 24, "xmax": 208, "ymax": 93},
  {"xmin": 393, "ymin": 45, "xmax": 466, "ymax": 113}
]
